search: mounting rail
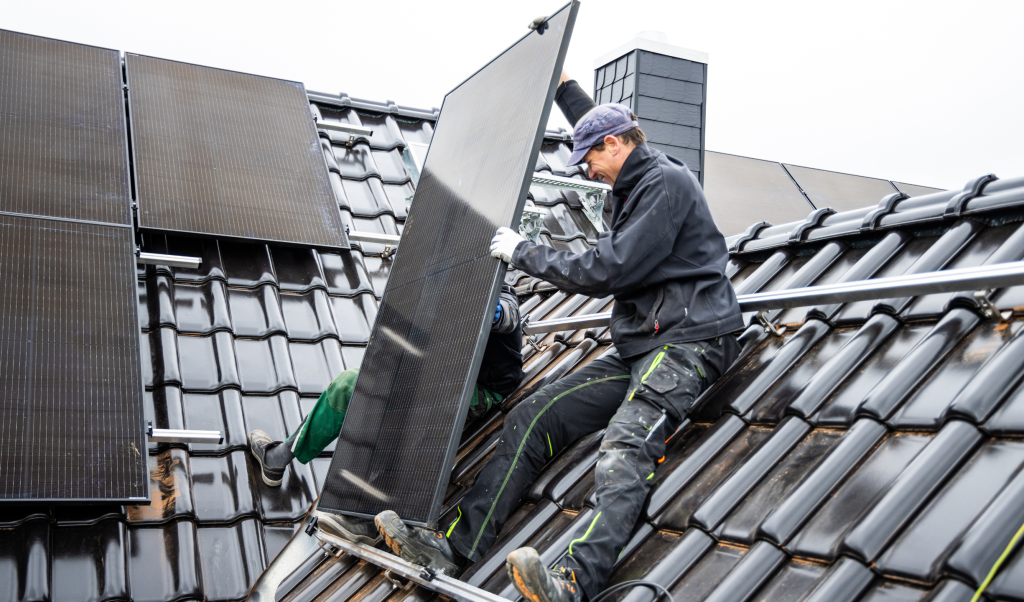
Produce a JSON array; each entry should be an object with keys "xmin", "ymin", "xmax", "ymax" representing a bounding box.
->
[
  {"xmin": 346, "ymin": 231, "xmax": 402, "ymax": 245},
  {"xmin": 147, "ymin": 422, "xmax": 222, "ymax": 444},
  {"xmin": 522, "ymin": 260, "xmax": 1024, "ymax": 334},
  {"xmin": 136, "ymin": 251, "xmax": 201, "ymax": 269},
  {"xmin": 315, "ymin": 121, "xmax": 373, "ymax": 146},
  {"xmin": 310, "ymin": 521, "xmax": 508, "ymax": 602}
]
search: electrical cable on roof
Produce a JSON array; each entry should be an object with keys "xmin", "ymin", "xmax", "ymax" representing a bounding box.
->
[
  {"xmin": 971, "ymin": 518, "xmax": 1024, "ymax": 602},
  {"xmin": 589, "ymin": 580, "xmax": 674, "ymax": 602}
]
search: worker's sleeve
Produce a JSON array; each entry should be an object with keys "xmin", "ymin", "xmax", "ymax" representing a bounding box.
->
[
  {"xmin": 491, "ymin": 284, "xmax": 520, "ymax": 334},
  {"xmin": 555, "ymin": 80, "xmax": 598, "ymax": 127},
  {"xmin": 511, "ymin": 180, "xmax": 681, "ymax": 296}
]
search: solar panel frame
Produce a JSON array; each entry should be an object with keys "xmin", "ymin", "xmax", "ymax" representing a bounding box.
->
[
  {"xmin": 124, "ymin": 53, "xmax": 349, "ymax": 249},
  {"xmin": 317, "ymin": 1, "xmax": 579, "ymax": 528},
  {"xmin": 0, "ymin": 212, "xmax": 148, "ymax": 503},
  {"xmin": 0, "ymin": 29, "xmax": 132, "ymax": 226}
]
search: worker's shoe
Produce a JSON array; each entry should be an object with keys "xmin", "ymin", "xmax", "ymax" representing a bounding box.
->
[
  {"xmin": 248, "ymin": 430, "xmax": 285, "ymax": 487},
  {"xmin": 317, "ymin": 512, "xmax": 381, "ymax": 546},
  {"xmin": 506, "ymin": 548, "xmax": 582, "ymax": 602},
  {"xmin": 375, "ymin": 510, "xmax": 461, "ymax": 577}
]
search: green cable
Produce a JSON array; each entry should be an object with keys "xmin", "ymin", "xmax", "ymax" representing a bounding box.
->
[{"xmin": 972, "ymin": 518, "xmax": 1024, "ymax": 602}]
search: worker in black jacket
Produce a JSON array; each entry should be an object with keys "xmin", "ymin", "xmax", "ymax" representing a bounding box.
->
[
  {"xmin": 248, "ymin": 284, "xmax": 523, "ymax": 544},
  {"xmin": 375, "ymin": 75, "xmax": 743, "ymax": 602}
]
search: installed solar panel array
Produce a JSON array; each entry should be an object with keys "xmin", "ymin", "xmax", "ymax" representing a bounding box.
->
[
  {"xmin": 126, "ymin": 54, "xmax": 348, "ymax": 248},
  {"xmin": 0, "ymin": 29, "xmax": 131, "ymax": 225},
  {"xmin": 0, "ymin": 30, "xmax": 146, "ymax": 502},
  {"xmin": 318, "ymin": 1, "xmax": 578, "ymax": 527}
]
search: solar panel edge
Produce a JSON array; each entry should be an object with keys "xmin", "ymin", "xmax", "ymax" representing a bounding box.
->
[{"xmin": 317, "ymin": 0, "xmax": 579, "ymax": 528}]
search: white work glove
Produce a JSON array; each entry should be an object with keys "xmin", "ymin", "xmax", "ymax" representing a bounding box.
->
[{"xmin": 490, "ymin": 227, "xmax": 526, "ymax": 264}]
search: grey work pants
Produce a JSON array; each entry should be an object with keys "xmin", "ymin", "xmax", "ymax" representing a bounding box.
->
[{"xmin": 446, "ymin": 335, "xmax": 738, "ymax": 598}]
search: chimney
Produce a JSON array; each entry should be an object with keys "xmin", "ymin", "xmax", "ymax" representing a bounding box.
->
[{"xmin": 593, "ymin": 32, "xmax": 708, "ymax": 185}]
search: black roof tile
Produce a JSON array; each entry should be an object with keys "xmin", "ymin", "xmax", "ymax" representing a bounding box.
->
[
  {"xmin": 128, "ymin": 520, "xmax": 202, "ymax": 602},
  {"xmin": 197, "ymin": 519, "xmax": 266, "ymax": 602},
  {"xmin": 786, "ymin": 431, "xmax": 929, "ymax": 560},
  {"xmin": 812, "ymin": 321, "xmax": 930, "ymax": 425},
  {"xmin": 803, "ymin": 557, "xmax": 875, "ymax": 602},
  {"xmin": 183, "ymin": 389, "xmax": 248, "ymax": 455},
  {"xmin": 190, "ymin": 452, "xmax": 260, "ymax": 523},
  {"xmin": 221, "ymin": 241, "xmax": 277, "ymax": 289},
  {"xmin": 702, "ymin": 540, "xmax": 787, "ymax": 602},
  {"xmin": 179, "ymin": 331, "xmax": 242, "ymax": 392},
  {"xmin": 840, "ymin": 420, "xmax": 982, "ymax": 563},
  {"xmin": 53, "ymin": 519, "xmax": 129, "ymax": 602},
  {"xmin": 173, "ymin": 279, "xmax": 233, "ymax": 335},
  {"xmin": 717, "ymin": 425, "xmax": 842, "ymax": 545},
  {"xmin": 229, "ymin": 284, "xmax": 289, "ymax": 338}
]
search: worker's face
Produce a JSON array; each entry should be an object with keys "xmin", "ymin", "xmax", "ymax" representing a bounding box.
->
[{"xmin": 582, "ymin": 135, "xmax": 631, "ymax": 185}]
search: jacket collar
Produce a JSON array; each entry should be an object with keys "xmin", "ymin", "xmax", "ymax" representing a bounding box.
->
[{"xmin": 611, "ymin": 143, "xmax": 658, "ymax": 200}]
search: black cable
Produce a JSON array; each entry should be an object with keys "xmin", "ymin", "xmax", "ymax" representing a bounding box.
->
[{"xmin": 589, "ymin": 580, "xmax": 674, "ymax": 602}]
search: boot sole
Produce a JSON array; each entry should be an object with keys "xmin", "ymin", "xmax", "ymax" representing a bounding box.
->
[
  {"xmin": 375, "ymin": 511, "xmax": 459, "ymax": 576},
  {"xmin": 247, "ymin": 434, "xmax": 283, "ymax": 487},
  {"xmin": 317, "ymin": 514, "xmax": 381, "ymax": 546},
  {"xmin": 506, "ymin": 548, "xmax": 553, "ymax": 602}
]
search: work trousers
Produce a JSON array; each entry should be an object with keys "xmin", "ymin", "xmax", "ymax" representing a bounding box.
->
[
  {"xmin": 286, "ymin": 369, "xmax": 503, "ymax": 464},
  {"xmin": 446, "ymin": 336, "xmax": 738, "ymax": 598}
]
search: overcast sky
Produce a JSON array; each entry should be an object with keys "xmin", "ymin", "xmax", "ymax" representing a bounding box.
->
[{"xmin": 5, "ymin": 0, "xmax": 1021, "ymax": 190}]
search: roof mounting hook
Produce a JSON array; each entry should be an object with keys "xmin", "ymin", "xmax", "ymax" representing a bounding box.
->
[
  {"xmin": 755, "ymin": 310, "xmax": 786, "ymax": 337},
  {"xmin": 520, "ymin": 209, "xmax": 544, "ymax": 243},
  {"xmin": 973, "ymin": 289, "xmax": 1013, "ymax": 322},
  {"xmin": 528, "ymin": 15, "xmax": 549, "ymax": 33}
]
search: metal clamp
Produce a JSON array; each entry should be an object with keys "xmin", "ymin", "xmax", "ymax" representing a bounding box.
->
[
  {"xmin": 756, "ymin": 311, "xmax": 786, "ymax": 337},
  {"xmin": 520, "ymin": 209, "xmax": 544, "ymax": 243},
  {"xmin": 385, "ymin": 570, "xmax": 415, "ymax": 590},
  {"xmin": 973, "ymin": 289, "xmax": 1013, "ymax": 322},
  {"xmin": 531, "ymin": 174, "xmax": 611, "ymax": 233},
  {"xmin": 580, "ymin": 191, "xmax": 606, "ymax": 232}
]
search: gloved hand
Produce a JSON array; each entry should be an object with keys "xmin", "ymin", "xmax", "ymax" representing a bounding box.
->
[{"xmin": 490, "ymin": 227, "xmax": 526, "ymax": 265}]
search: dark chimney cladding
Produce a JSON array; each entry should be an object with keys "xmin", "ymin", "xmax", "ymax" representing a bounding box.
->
[{"xmin": 593, "ymin": 36, "xmax": 707, "ymax": 185}]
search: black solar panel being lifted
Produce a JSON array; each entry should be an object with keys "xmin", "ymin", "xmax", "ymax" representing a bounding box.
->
[
  {"xmin": 125, "ymin": 54, "xmax": 348, "ymax": 248},
  {"xmin": 0, "ymin": 214, "xmax": 147, "ymax": 502},
  {"xmin": 318, "ymin": 2, "xmax": 578, "ymax": 527},
  {"xmin": 0, "ymin": 29, "xmax": 131, "ymax": 225}
]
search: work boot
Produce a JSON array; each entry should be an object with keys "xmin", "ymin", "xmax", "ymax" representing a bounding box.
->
[
  {"xmin": 507, "ymin": 548, "xmax": 582, "ymax": 602},
  {"xmin": 247, "ymin": 430, "xmax": 285, "ymax": 487},
  {"xmin": 375, "ymin": 510, "xmax": 461, "ymax": 577},
  {"xmin": 316, "ymin": 512, "xmax": 381, "ymax": 546}
]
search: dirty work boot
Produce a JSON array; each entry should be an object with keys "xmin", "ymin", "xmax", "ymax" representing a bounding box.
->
[
  {"xmin": 375, "ymin": 510, "xmax": 461, "ymax": 577},
  {"xmin": 507, "ymin": 548, "xmax": 582, "ymax": 602},
  {"xmin": 316, "ymin": 512, "xmax": 381, "ymax": 546},
  {"xmin": 247, "ymin": 430, "xmax": 285, "ymax": 487}
]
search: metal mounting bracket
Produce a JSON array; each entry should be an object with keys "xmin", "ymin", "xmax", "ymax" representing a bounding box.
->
[
  {"xmin": 316, "ymin": 121, "xmax": 374, "ymax": 147},
  {"xmin": 756, "ymin": 311, "xmax": 786, "ymax": 337},
  {"xmin": 384, "ymin": 570, "xmax": 415, "ymax": 591},
  {"xmin": 974, "ymin": 289, "xmax": 1013, "ymax": 321},
  {"xmin": 147, "ymin": 421, "xmax": 222, "ymax": 444},
  {"xmin": 580, "ymin": 191, "xmax": 606, "ymax": 232},
  {"xmin": 136, "ymin": 250, "xmax": 201, "ymax": 269},
  {"xmin": 520, "ymin": 209, "xmax": 544, "ymax": 243}
]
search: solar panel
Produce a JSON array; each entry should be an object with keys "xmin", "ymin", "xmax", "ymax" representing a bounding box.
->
[
  {"xmin": 703, "ymin": 151, "xmax": 815, "ymax": 235},
  {"xmin": 318, "ymin": 1, "xmax": 578, "ymax": 527},
  {"xmin": 125, "ymin": 54, "xmax": 348, "ymax": 248},
  {"xmin": 784, "ymin": 163, "xmax": 900, "ymax": 212},
  {"xmin": 0, "ymin": 214, "xmax": 147, "ymax": 502},
  {"xmin": 0, "ymin": 29, "xmax": 131, "ymax": 225}
]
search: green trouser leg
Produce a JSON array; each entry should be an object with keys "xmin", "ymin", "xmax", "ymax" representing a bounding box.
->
[
  {"xmin": 287, "ymin": 368, "xmax": 359, "ymax": 463},
  {"xmin": 285, "ymin": 367, "xmax": 503, "ymax": 464}
]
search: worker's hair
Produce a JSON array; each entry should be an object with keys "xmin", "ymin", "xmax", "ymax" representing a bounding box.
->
[{"xmin": 589, "ymin": 112, "xmax": 646, "ymax": 151}]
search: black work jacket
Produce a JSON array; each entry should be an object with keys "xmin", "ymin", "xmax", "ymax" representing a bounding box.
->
[{"xmin": 512, "ymin": 143, "xmax": 743, "ymax": 359}]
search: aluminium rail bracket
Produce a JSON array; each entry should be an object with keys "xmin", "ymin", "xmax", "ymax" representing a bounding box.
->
[
  {"xmin": 520, "ymin": 209, "xmax": 545, "ymax": 243},
  {"xmin": 580, "ymin": 191, "xmax": 606, "ymax": 233},
  {"xmin": 756, "ymin": 311, "xmax": 786, "ymax": 337},
  {"xmin": 973, "ymin": 289, "xmax": 1013, "ymax": 322}
]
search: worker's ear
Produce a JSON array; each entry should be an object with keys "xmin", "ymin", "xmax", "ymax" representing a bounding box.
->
[{"xmin": 604, "ymin": 134, "xmax": 620, "ymax": 155}]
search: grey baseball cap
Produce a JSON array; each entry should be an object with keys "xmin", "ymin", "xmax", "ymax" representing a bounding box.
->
[{"xmin": 567, "ymin": 103, "xmax": 639, "ymax": 166}]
